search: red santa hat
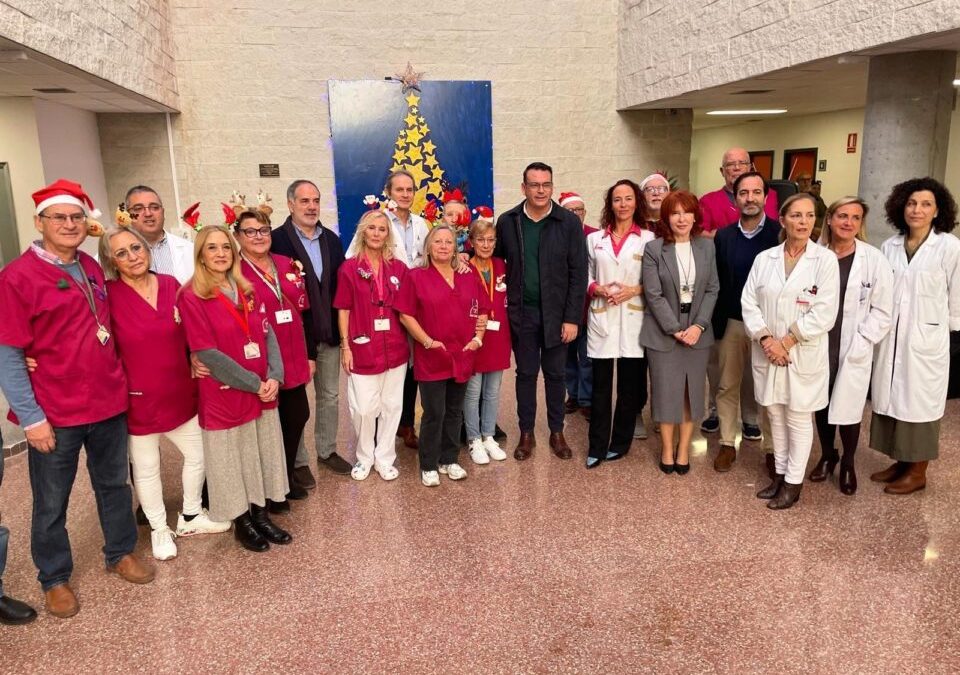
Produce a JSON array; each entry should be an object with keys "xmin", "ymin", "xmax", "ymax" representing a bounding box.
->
[
  {"xmin": 559, "ymin": 191, "xmax": 584, "ymax": 208},
  {"xmin": 32, "ymin": 179, "xmax": 101, "ymax": 218}
]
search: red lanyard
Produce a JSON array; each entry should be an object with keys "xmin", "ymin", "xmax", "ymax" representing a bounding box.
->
[
  {"xmin": 214, "ymin": 288, "xmax": 252, "ymax": 340},
  {"xmin": 243, "ymin": 256, "xmax": 285, "ymax": 308},
  {"xmin": 473, "ymin": 261, "xmax": 495, "ymax": 319},
  {"xmin": 363, "ymin": 256, "xmax": 386, "ymax": 305}
]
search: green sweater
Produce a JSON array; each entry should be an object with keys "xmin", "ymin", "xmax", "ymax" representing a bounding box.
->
[{"xmin": 521, "ymin": 212, "xmax": 543, "ymax": 307}]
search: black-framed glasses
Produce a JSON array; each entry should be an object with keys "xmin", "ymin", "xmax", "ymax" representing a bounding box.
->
[
  {"xmin": 524, "ymin": 182, "xmax": 553, "ymax": 191},
  {"xmin": 239, "ymin": 226, "xmax": 272, "ymax": 238},
  {"xmin": 128, "ymin": 203, "xmax": 163, "ymax": 215}
]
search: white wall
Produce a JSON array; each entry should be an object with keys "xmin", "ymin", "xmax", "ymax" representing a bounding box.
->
[
  {"xmin": 0, "ymin": 97, "xmax": 44, "ymax": 251},
  {"xmin": 690, "ymin": 108, "xmax": 865, "ymax": 204}
]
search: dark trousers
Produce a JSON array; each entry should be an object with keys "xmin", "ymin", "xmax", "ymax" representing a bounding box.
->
[
  {"xmin": 418, "ymin": 379, "xmax": 467, "ymax": 471},
  {"xmin": 589, "ymin": 357, "xmax": 644, "ymax": 459},
  {"xmin": 0, "ymin": 437, "xmax": 6, "ymax": 596},
  {"xmin": 513, "ymin": 306, "xmax": 566, "ymax": 433},
  {"xmin": 565, "ymin": 327, "xmax": 592, "ymax": 408},
  {"xmin": 28, "ymin": 413, "xmax": 137, "ymax": 590},
  {"xmin": 814, "ymin": 362, "xmax": 860, "ymax": 466},
  {"xmin": 278, "ymin": 384, "xmax": 311, "ymax": 480},
  {"xmin": 400, "ymin": 365, "xmax": 418, "ymax": 428}
]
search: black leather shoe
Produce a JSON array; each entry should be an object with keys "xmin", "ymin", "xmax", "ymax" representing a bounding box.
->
[
  {"xmin": 250, "ymin": 504, "xmax": 293, "ymax": 545},
  {"xmin": 839, "ymin": 464, "xmax": 858, "ymax": 495},
  {"xmin": 757, "ymin": 474, "xmax": 784, "ymax": 499},
  {"xmin": 659, "ymin": 461, "xmax": 675, "ymax": 474},
  {"xmin": 233, "ymin": 513, "xmax": 269, "ymax": 552},
  {"xmin": 809, "ymin": 454, "xmax": 839, "ymax": 482},
  {"xmin": 768, "ymin": 482, "xmax": 802, "ymax": 510},
  {"xmin": 266, "ymin": 499, "xmax": 290, "ymax": 514},
  {"xmin": 0, "ymin": 595, "xmax": 38, "ymax": 625},
  {"xmin": 493, "ymin": 425, "xmax": 507, "ymax": 442},
  {"xmin": 286, "ymin": 480, "xmax": 308, "ymax": 500},
  {"xmin": 674, "ymin": 463, "xmax": 690, "ymax": 475},
  {"xmin": 320, "ymin": 453, "xmax": 352, "ymax": 475}
]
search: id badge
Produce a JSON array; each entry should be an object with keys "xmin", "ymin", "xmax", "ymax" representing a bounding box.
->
[
  {"xmin": 796, "ymin": 298, "xmax": 810, "ymax": 314},
  {"xmin": 486, "ymin": 320, "xmax": 501, "ymax": 332},
  {"xmin": 374, "ymin": 318, "xmax": 391, "ymax": 332},
  {"xmin": 96, "ymin": 325, "xmax": 111, "ymax": 345},
  {"xmin": 244, "ymin": 341, "xmax": 261, "ymax": 360},
  {"xmin": 275, "ymin": 309, "xmax": 293, "ymax": 324}
]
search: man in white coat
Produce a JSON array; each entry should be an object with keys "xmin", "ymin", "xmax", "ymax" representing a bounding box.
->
[{"xmin": 125, "ymin": 185, "xmax": 194, "ymax": 284}]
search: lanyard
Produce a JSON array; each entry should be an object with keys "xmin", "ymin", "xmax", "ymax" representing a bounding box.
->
[
  {"xmin": 363, "ymin": 256, "xmax": 387, "ymax": 316},
  {"xmin": 473, "ymin": 260, "xmax": 495, "ymax": 319},
  {"xmin": 242, "ymin": 255, "xmax": 284, "ymax": 307},
  {"xmin": 214, "ymin": 287, "xmax": 252, "ymax": 340},
  {"xmin": 71, "ymin": 272, "xmax": 102, "ymax": 324}
]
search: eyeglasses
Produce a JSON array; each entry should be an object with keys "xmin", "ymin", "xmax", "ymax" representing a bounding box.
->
[
  {"xmin": 128, "ymin": 203, "xmax": 163, "ymax": 215},
  {"xmin": 113, "ymin": 243, "xmax": 146, "ymax": 261},
  {"xmin": 722, "ymin": 160, "xmax": 752, "ymax": 170},
  {"xmin": 568, "ymin": 207, "xmax": 586, "ymax": 214},
  {"xmin": 643, "ymin": 186, "xmax": 669, "ymax": 195},
  {"xmin": 473, "ymin": 237, "xmax": 496, "ymax": 245},
  {"xmin": 40, "ymin": 213, "xmax": 87, "ymax": 226},
  {"xmin": 524, "ymin": 182, "xmax": 553, "ymax": 191},
  {"xmin": 239, "ymin": 226, "xmax": 272, "ymax": 238}
]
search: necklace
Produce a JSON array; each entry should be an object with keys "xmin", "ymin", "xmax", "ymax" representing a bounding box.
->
[
  {"xmin": 785, "ymin": 245, "xmax": 805, "ymax": 259},
  {"xmin": 831, "ymin": 242, "xmax": 855, "ymax": 258}
]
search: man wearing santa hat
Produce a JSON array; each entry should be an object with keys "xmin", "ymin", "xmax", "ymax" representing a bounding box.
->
[
  {"xmin": 0, "ymin": 179, "xmax": 155, "ymax": 619},
  {"xmin": 559, "ymin": 191, "xmax": 597, "ymax": 421}
]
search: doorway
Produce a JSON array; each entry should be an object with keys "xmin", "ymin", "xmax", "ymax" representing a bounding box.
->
[
  {"xmin": 749, "ymin": 150, "xmax": 774, "ymax": 181},
  {"xmin": 783, "ymin": 148, "xmax": 818, "ymax": 182},
  {"xmin": 0, "ymin": 163, "xmax": 19, "ymax": 267}
]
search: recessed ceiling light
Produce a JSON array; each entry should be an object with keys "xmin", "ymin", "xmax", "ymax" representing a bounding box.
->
[
  {"xmin": 706, "ymin": 109, "xmax": 787, "ymax": 115},
  {"xmin": 954, "ymin": 78, "xmax": 960, "ymax": 86}
]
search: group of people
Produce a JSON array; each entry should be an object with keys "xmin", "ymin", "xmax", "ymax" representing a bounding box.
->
[{"xmin": 0, "ymin": 148, "xmax": 957, "ymax": 624}]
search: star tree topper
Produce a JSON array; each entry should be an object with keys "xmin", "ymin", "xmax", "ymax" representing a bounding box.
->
[{"xmin": 395, "ymin": 62, "xmax": 425, "ymax": 92}]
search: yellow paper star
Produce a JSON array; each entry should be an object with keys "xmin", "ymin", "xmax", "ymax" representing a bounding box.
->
[
  {"xmin": 406, "ymin": 145, "xmax": 423, "ymax": 163},
  {"xmin": 427, "ymin": 179, "xmax": 443, "ymax": 196},
  {"xmin": 406, "ymin": 126, "xmax": 423, "ymax": 145},
  {"xmin": 404, "ymin": 113, "xmax": 418, "ymax": 127},
  {"xmin": 431, "ymin": 166, "xmax": 444, "ymax": 180},
  {"xmin": 389, "ymin": 163, "xmax": 403, "ymax": 173},
  {"xmin": 423, "ymin": 140, "xmax": 436, "ymax": 154},
  {"xmin": 424, "ymin": 155, "xmax": 438, "ymax": 169},
  {"xmin": 405, "ymin": 92, "xmax": 420, "ymax": 107},
  {"xmin": 392, "ymin": 148, "xmax": 406, "ymax": 163},
  {"xmin": 408, "ymin": 163, "xmax": 429, "ymax": 186},
  {"xmin": 420, "ymin": 123, "xmax": 430, "ymax": 135}
]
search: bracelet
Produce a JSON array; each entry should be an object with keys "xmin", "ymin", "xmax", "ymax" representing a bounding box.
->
[
  {"xmin": 759, "ymin": 335, "xmax": 772, "ymax": 344},
  {"xmin": 424, "ymin": 339, "xmax": 433, "ymax": 349},
  {"xmin": 471, "ymin": 336, "xmax": 483, "ymax": 347}
]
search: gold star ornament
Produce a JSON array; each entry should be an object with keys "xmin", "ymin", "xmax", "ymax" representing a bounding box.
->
[{"xmin": 395, "ymin": 62, "xmax": 425, "ymax": 92}]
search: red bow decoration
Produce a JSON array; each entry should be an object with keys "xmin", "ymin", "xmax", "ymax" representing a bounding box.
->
[
  {"xmin": 442, "ymin": 188, "xmax": 464, "ymax": 204},
  {"xmin": 472, "ymin": 205, "xmax": 493, "ymax": 219},
  {"xmin": 456, "ymin": 209, "xmax": 472, "ymax": 227},
  {"xmin": 221, "ymin": 202, "xmax": 238, "ymax": 226},
  {"xmin": 424, "ymin": 199, "xmax": 440, "ymax": 222},
  {"xmin": 182, "ymin": 202, "xmax": 202, "ymax": 231}
]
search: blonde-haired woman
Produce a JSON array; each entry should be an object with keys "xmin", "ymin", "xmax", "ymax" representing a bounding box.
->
[
  {"xmin": 99, "ymin": 226, "xmax": 230, "ymax": 561},
  {"xmin": 177, "ymin": 225, "xmax": 291, "ymax": 552},
  {"xmin": 395, "ymin": 225, "xmax": 490, "ymax": 486},
  {"xmin": 335, "ymin": 210, "xmax": 410, "ymax": 481},
  {"xmin": 808, "ymin": 198, "xmax": 893, "ymax": 495}
]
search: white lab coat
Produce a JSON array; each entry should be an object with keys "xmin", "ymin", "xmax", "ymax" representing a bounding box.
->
[
  {"xmin": 824, "ymin": 240, "xmax": 894, "ymax": 424},
  {"xmin": 586, "ymin": 228, "xmax": 655, "ymax": 358},
  {"xmin": 870, "ymin": 230, "xmax": 960, "ymax": 423},
  {"xmin": 741, "ymin": 239, "xmax": 840, "ymax": 412},
  {"xmin": 165, "ymin": 231, "xmax": 195, "ymax": 285},
  {"xmin": 385, "ymin": 211, "xmax": 430, "ymax": 268}
]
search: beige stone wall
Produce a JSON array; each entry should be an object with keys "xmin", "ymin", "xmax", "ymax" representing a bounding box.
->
[
  {"xmin": 619, "ymin": 0, "xmax": 960, "ymax": 108},
  {"xmin": 97, "ymin": 0, "xmax": 692, "ymax": 230},
  {"xmin": 0, "ymin": 0, "xmax": 178, "ymax": 109}
]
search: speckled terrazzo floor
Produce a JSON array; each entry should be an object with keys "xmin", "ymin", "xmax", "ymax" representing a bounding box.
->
[{"xmin": 2, "ymin": 369, "xmax": 960, "ymax": 674}]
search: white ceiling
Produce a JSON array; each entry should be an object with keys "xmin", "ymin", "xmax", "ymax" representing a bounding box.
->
[
  {"xmin": 0, "ymin": 36, "xmax": 173, "ymax": 113},
  {"xmin": 626, "ymin": 28, "xmax": 960, "ymax": 130}
]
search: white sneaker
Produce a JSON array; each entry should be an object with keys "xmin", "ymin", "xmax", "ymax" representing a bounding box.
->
[
  {"xmin": 351, "ymin": 461, "xmax": 372, "ymax": 481},
  {"xmin": 468, "ymin": 438, "xmax": 490, "ymax": 465},
  {"xmin": 634, "ymin": 418, "xmax": 648, "ymax": 440},
  {"xmin": 376, "ymin": 464, "xmax": 399, "ymax": 481},
  {"xmin": 150, "ymin": 527, "xmax": 177, "ymax": 561},
  {"xmin": 483, "ymin": 436, "xmax": 507, "ymax": 461},
  {"xmin": 421, "ymin": 470, "xmax": 440, "ymax": 487},
  {"xmin": 439, "ymin": 463, "xmax": 468, "ymax": 480},
  {"xmin": 176, "ymin": 509, "xmax": 232, "ymax": 537}
]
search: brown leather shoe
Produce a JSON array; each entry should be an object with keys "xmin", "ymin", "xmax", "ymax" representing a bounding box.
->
[
  {"xmin": 579, "ymin": 406, "xmax": 591, "ymax": 422},
  {"xmin": 397, "ymin": 425, "xmax": 419, "ymax": 450},
  {"xmin": 292, "ymin": 465, "xmax": 316, "ymax": 490},
  {"xmin": 714, "ymin": 445, "xmax": 736, "ymax": 472},
  {"xmin": 107, "ymin": 554, "xmax": 156, "ymax": 584},
  {"xmin": 884, "ymin": 461, "xmax": 927, "ymax": 495},
  {"xmin": 870, "ymin": 461, "xmax": 907, "ymax": 483},
  {"xmin": 514, "ymin": 432, "xmax": 536, "ymax": 461},
  {"xmin": 45, "ymin": 583, "xmax": 79, "ymax": 619},
  {"xmin": 764, "ymin": 452, "xmax": 776, "ymax": 479},
  {"xmin": 767, "ymin": 481, "xmax": 802, "ymax": 510},
  {"xmin": 549, "ymin": 432, "xmax": 572, "ymax": 460}
]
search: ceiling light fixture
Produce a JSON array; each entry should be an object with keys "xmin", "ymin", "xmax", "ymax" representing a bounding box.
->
[
  {"xmin": 706, "ymin": 109, "xmax": 787, "ymax": 116},
  {"xmin": 954, "ymin": 78, "xmax": 960, "ymax": 86}
]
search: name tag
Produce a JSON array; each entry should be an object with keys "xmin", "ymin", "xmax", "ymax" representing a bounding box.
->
[
  {"xmin": 374, "ymin": 318, "xmax": 391, "ymax": 332},
  {"xmin": 486, "ymin": 320, "xmax": 501, "ymax": 332},
  {"xmin": 275, "ymin": 309, "xmax": 293, "ymax": 324},
  {"xmin": 244, "ymin": 341, "xmax": 261, "ymax": 360}
]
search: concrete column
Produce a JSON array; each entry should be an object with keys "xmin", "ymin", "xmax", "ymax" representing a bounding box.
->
[{"xmin": 858, "ymin": 51, "xmax": 956, "ymax": 247}]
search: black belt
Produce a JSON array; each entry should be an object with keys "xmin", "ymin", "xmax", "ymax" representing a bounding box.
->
[{"xmin": 680, "ymin": 302, "xmax": 692, "ymax": 314}]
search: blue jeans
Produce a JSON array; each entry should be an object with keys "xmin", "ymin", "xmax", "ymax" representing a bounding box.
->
[
  {"xmin": 565, "ymin": 328, "xmax": 592, "ymax": 407},
  {"xmin": 0, "ymin": 442, "xmax": 6, "ymax": 597},
  {"xmin": 464, "ymin": 370, "xmax": 504, "ymax": 441},
  {"xmin": 28, "ymin": 413, "xmax": 137, "ymax": 590}
]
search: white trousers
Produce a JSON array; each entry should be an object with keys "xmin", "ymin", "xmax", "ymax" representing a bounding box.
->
[
  {"xmin": 766, "ymin": 404, "xmax": 813, "ymax": 485},
  {"xmin": 128, "ymin": 415, "xmax": 205, "ymax": 531},
  {"xmin": 346, "ymin": 363, "xmax": 406, "ymax": 470}
]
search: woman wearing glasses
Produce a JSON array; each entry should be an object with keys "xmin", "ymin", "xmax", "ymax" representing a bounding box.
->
[
  {"xmin": 99, "ymin": 226, "xmax": 230, "ymax": 561},
  {"xmin": 233, "ymin": 209, "xmax": 313, "ymax": 509}
]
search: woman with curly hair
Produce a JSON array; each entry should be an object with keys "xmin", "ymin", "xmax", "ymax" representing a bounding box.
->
[{"xmin": 869, "ymin": 177, "xmax": 960, "ymax": 495}]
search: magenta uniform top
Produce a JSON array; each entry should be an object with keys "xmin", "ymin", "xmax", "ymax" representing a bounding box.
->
[
  {"xmin": 470, "ymin": 257, "xmax": 511, "ymax": 373},
  {"xmin": 0, "ymin": 249, "xmax": 127, "ymax": 427},
  {"xmin": 394, "ymin": 264, "xmax": 491, "ymax": 383},
  {"xmin": 177, "ymin": 283, "xmax": 270, "ymax": 431},
  {"xmin": 241, "ymin": 253, "xmax": 310, "ymax": 390},
  {"xmin": 333, "ymin": 256, "xmax": 410, "ymax": 376},
  {"xmin": 699, "ymin": 188, "xmax": 779, "ymax": 233},
  {"xmin": 106, "ymin": 274, "xmax": 198, "ymax": 435}
]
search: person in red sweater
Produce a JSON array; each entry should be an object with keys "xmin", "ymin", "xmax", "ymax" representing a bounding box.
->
[{"xmin": 699, "ymin": 147, "xmax": 779, "ymax": 237}]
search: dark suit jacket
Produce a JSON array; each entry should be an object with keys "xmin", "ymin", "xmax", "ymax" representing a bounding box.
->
[
  {"xmin": 270, "ymin": 216, "xmax": 344, "ymax": 350},
  {"xmin": 639, "ymin": 237, "xmax": 719, "ymax": 352}
]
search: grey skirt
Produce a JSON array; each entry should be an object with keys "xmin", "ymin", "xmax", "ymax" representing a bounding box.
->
[
  {"xmin": 869, "ymin": 413, "xmax": 940, "ymax": 462},
  {"xmin": 201, "ymin": 409, "xmax": 290, "ymax": 522},
  {"xmin": 647, "ymin": 346, "xmax": 709, "ymax": 425}
]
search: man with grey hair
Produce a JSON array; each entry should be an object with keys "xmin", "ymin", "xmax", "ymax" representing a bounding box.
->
[
  {"xmin": 124, "ymin": 185, "xmax": 194, "ymax": 284},
  {"xmin": 271, "ymin": 179, "xmax": 350, "ymax": 488}
]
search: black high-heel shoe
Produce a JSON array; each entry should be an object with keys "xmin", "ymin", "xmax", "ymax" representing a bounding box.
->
[
  {"xmin": 809, "ymin": 455, "xmax": 839, "ymax": 482},
  {"xmin": 659, "ymin": 460, "xmax": 675, "ymax": 474},
  {"xmin": 674, "ymin": 462, "xmax": 690, "ymax": 475},
  {"xmin": 839, "ymin": 464, "xmax": 857, "ymax": 495}
]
